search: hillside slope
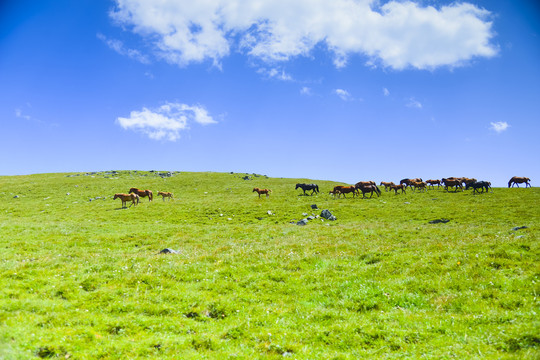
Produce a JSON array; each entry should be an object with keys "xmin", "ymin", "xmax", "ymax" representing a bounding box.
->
[{"xmin": 1, "ymin": 171, "xmax": 538, "ymax": 359}]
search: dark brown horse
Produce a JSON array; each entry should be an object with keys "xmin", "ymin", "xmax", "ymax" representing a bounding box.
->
[
  {"xmin": 253, "ymin": 187, "xmax": 272, "ymax": 198},
  {"xmin": 356, "ymin": 184, "xmax": 381, "ymax": 198},
  {"xmin": 389, "ymin": 184, "xmax": 406, "ymax": 194},
  {"xmin": 113, "ymin": 193, "xmax": 139, "ymax": 208},
  {"xmin": 129, "ymin": 188, "xmax": 153, "ymax": 201},
  {"xmin": 508, "ymin": 176, "xmax": 531, "ymax": 188},
  {"xmin": 442, "ymin": 178, "xmax": 463, "ymax": 192},
  {"xmin": 426, "ymin": 179, "xmax": 441, "ymax": 189}
]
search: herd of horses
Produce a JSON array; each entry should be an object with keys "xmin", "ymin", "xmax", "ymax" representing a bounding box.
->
[
  {"xmin": 288, "ymin": 176, "xmax": 531, "ymax": 199},
  {"xmin": 113, "ymin": 188, "xmax": 173, "ymax": 208},
  {"xmin": 113, "ymin": 177, "xmax": 531, "ymax": 207}
]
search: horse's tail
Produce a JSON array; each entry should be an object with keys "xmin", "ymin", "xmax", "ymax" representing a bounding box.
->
[
  {"xmin": 315, "ymin": 185, "xmax": 319, "ymax": 193},
  {"xmin": 508, "ymin": 179, "xmax": 513, "ymax": 188},
  {"xmin": 375, "ymin": 185, "xmax": 381, "ymax": 195}
]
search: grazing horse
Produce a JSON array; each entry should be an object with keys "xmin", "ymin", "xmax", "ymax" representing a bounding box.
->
[
  {"xmin": 333, "ymin": 185, "xmax": 357, "ymax": 198},
  {"xmin": 389, "ymin": 184, "xmax": 406, "ymax": 194},
  {"xmin": 253, "ymin": 187, "xmax": 272, "ymax": 198},
  {"xmin": 129, "ymin": 188, "xmax": 153, "ymax": 201},
  {"xmin": 356, "ymin": 183, "xmax": 381, "ymax": 198},
  {"xmin": 157, "ymin": 191, "xmax": 173, "ymax": 201},
  {"xmin": 469, "ymin": 181, "xmax": 492, "ymax": 194},
  {"xmin": 426, "ymin": 179, "xmax": 441, "ymax": 189},
  {"xmin": 508, "ymin": 176, "xmax": 531, "ymax": 188},
  {"xmin": 295, "ymin": 183, "xmax": 319, "ymax": 195},
  {"xmin": 442, "ymin": 178, "xmax": 463, "ymax": 192},
  {"xmin": 379, "ymin": 181, "xmax": 395, "ymax": 191},
  {"xmin": 113, "ymin": 193, "xmax": 139, "ymax": 208}
]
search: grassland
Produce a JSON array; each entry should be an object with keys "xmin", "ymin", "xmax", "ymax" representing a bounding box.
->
[{"xmin": 0, "ymin": 171, "xmax": 538, "ymax": 359}]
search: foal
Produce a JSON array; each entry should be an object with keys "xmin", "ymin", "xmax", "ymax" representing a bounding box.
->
[
  {"xmin": 253, "ymin": 187, "xmax": 272, "ymax": 198},
  {"xmin": 157, "ymin": 191, "xmax": 174, "ymax": 201}
]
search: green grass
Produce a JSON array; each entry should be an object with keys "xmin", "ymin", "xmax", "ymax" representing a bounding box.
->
[{"xmin": 0, "ymin": 170, "xmax": 538, "ymax": 359}]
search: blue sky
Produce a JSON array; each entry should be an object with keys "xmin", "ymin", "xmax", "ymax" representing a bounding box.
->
[{"xmin": 1, "ymin": 0, "xmax": 539, "ymax": 187}]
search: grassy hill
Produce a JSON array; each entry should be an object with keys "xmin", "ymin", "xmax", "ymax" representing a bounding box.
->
[{"xmin": 0, "ymin": 171, "xmax": 538, "ymax": 359}]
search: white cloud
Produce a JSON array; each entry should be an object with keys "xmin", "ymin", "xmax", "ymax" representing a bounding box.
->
[
  {"xmin": 117, "ymin": 102, "xmax": 217, "ymax": 141},
  {"xmin": 334, "ymin": 88, "xmax": 352, "ymax": 101},
  {"xmin": 406, "ymin": 97, "xmax": 422, "ymax": 109},
  {"xmin": 300, "ymin": 86, "xmax": 312, "ymax": 95},
  {"xmin": 383, "ymin": 88, "xmax": 390, "ymax": 96},
  {"xmin": 110, "ymin": 0, "xmax": 497, "ymax": 70},
  {"xmin": 97, "ymin": 33, "xmax": 150, "ymax": 64},
  {"xmin": 490, "ymin": 121, "xmax": 510, "ymax": 133}
]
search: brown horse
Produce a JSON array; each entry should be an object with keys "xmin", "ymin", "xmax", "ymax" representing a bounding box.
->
[
  {"xmin": 426, "ymin": 179, "xmax": 441, "ymax": 189},
  {"xmin": 389, "ymin": 184, "xmax": 406, "ymax": 194},
  {"xmin": 114, "ymin": 193, "xmax": 139, "ymax": 208},
  {"xmin": 400, "ymin": 178, "xmax": 422, "ymax": 188},
  {"xmin": 508, "ymin": 176, "xmax": 531, "ymax": 188},
  {"xmin": 379, "ymin": 181, "xmax": 395, "ymax": 191},
  {"xmin": 129, "ymin": 188, "xmax": 153, "ymax": 201},
  {"xmin": 157, "ymin": 191, "xmax": 173, "ymax": 201},
  {"xmin": 253, "ymin": 187, "xmax": 272, "ymax": 198},
  {"xmin": 410, "ymin": 180, "xmax": 427, "ymax": 192},
  {"xmin": 333, "ymin": 185, "xmax": 357, "ymax": 198}
]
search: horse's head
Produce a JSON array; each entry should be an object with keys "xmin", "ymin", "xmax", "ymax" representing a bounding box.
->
[
  {"xmin": 295, "ymin": 184, "xmax": 300, "ymax": 189},
  {"xmin": 113, "ymin": 194, "xmax": 119, "ymax": 200},
  {"xmin": 253, "ymin": 188, "xmax": 258, "ymax": 192}
]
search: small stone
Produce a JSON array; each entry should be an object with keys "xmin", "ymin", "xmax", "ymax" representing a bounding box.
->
[
  {"xmin": 512, "ymin": 226, "xmax": 528, "ymax": 231},
  {"xmin": 429, "ymin": 219, "xmax": 450, "ymax": 224},
  {"xmin": 159, "ymin": 248, "xmax": 179, "ymax": 254},
  {"xmin": 297, "ymin": 219, "xmax": 309, "ymax": 226}
]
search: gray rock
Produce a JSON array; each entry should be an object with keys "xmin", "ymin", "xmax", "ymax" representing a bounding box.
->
[
  {"xmin": 297, "ymin": 219, "xmax": 309, "ymax": 226},
  {"xmin": 307, "ymin": 216, "xmax": 315, "ymax": 220},
  {"xmin": 320, "ymin": 209, "xmax": 336, "ymax": 221},
  {"xmin": 512, "ymin": 226, "xmax": 528, "ymax": 231},
  {"xmin": 13, "ymin": 195, "xmax": 19, "ymax": 198},
  {"xmin": 159, "ymin": 248, "xmax": 180, "ymax": 254},
  {"xmin": 429, "ymin": 219, "xmax": 450, "ymax": 224},
  {"xmin": 311, "ymin": 204, "xmax": 318, "ymax": 209}
]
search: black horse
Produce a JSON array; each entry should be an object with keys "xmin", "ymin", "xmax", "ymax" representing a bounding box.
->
[
  {"xmin": 295, "ymin": 183, "xmax": 319, "ymax": 195},
  {"xmin": 469, "ymin": 181, "xmax": 492, "ymax": 194}
]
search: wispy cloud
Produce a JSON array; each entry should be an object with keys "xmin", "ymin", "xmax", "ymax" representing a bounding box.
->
[
  {"xmin": 300, "ymin": 86, "xmax": 312, "ymax": 96},
  {"xmin": 117, "ymin": 102, "xmax": 217, "ymax": 141},
  {"xmin": 490, "ymin": 121, "xmax": 510, "ymax": 133},
  {"xmin": 110, "ymin": 0, "xmax": 497, "ymax": 70},
  {"xmin": 257, "ymin": 67, "xmax": 293, "ymax": 81},
  {"xmin": 15, "ymin": 108, "xmax": 32, "ymax": 121},
  {"xmin": 383, "ymin": 88, "xmax": 390, "ymax": 96},
  {"xmin": 334, "ymin": 89, "xmax": 353, "ymax": 101},
  {"xmin": 97, "ymin": 33, "xmax": 150, "ymax": 64},
  {"xmin": 406, "ymin": 97, "xmax": 423, "ymax": 109}
]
